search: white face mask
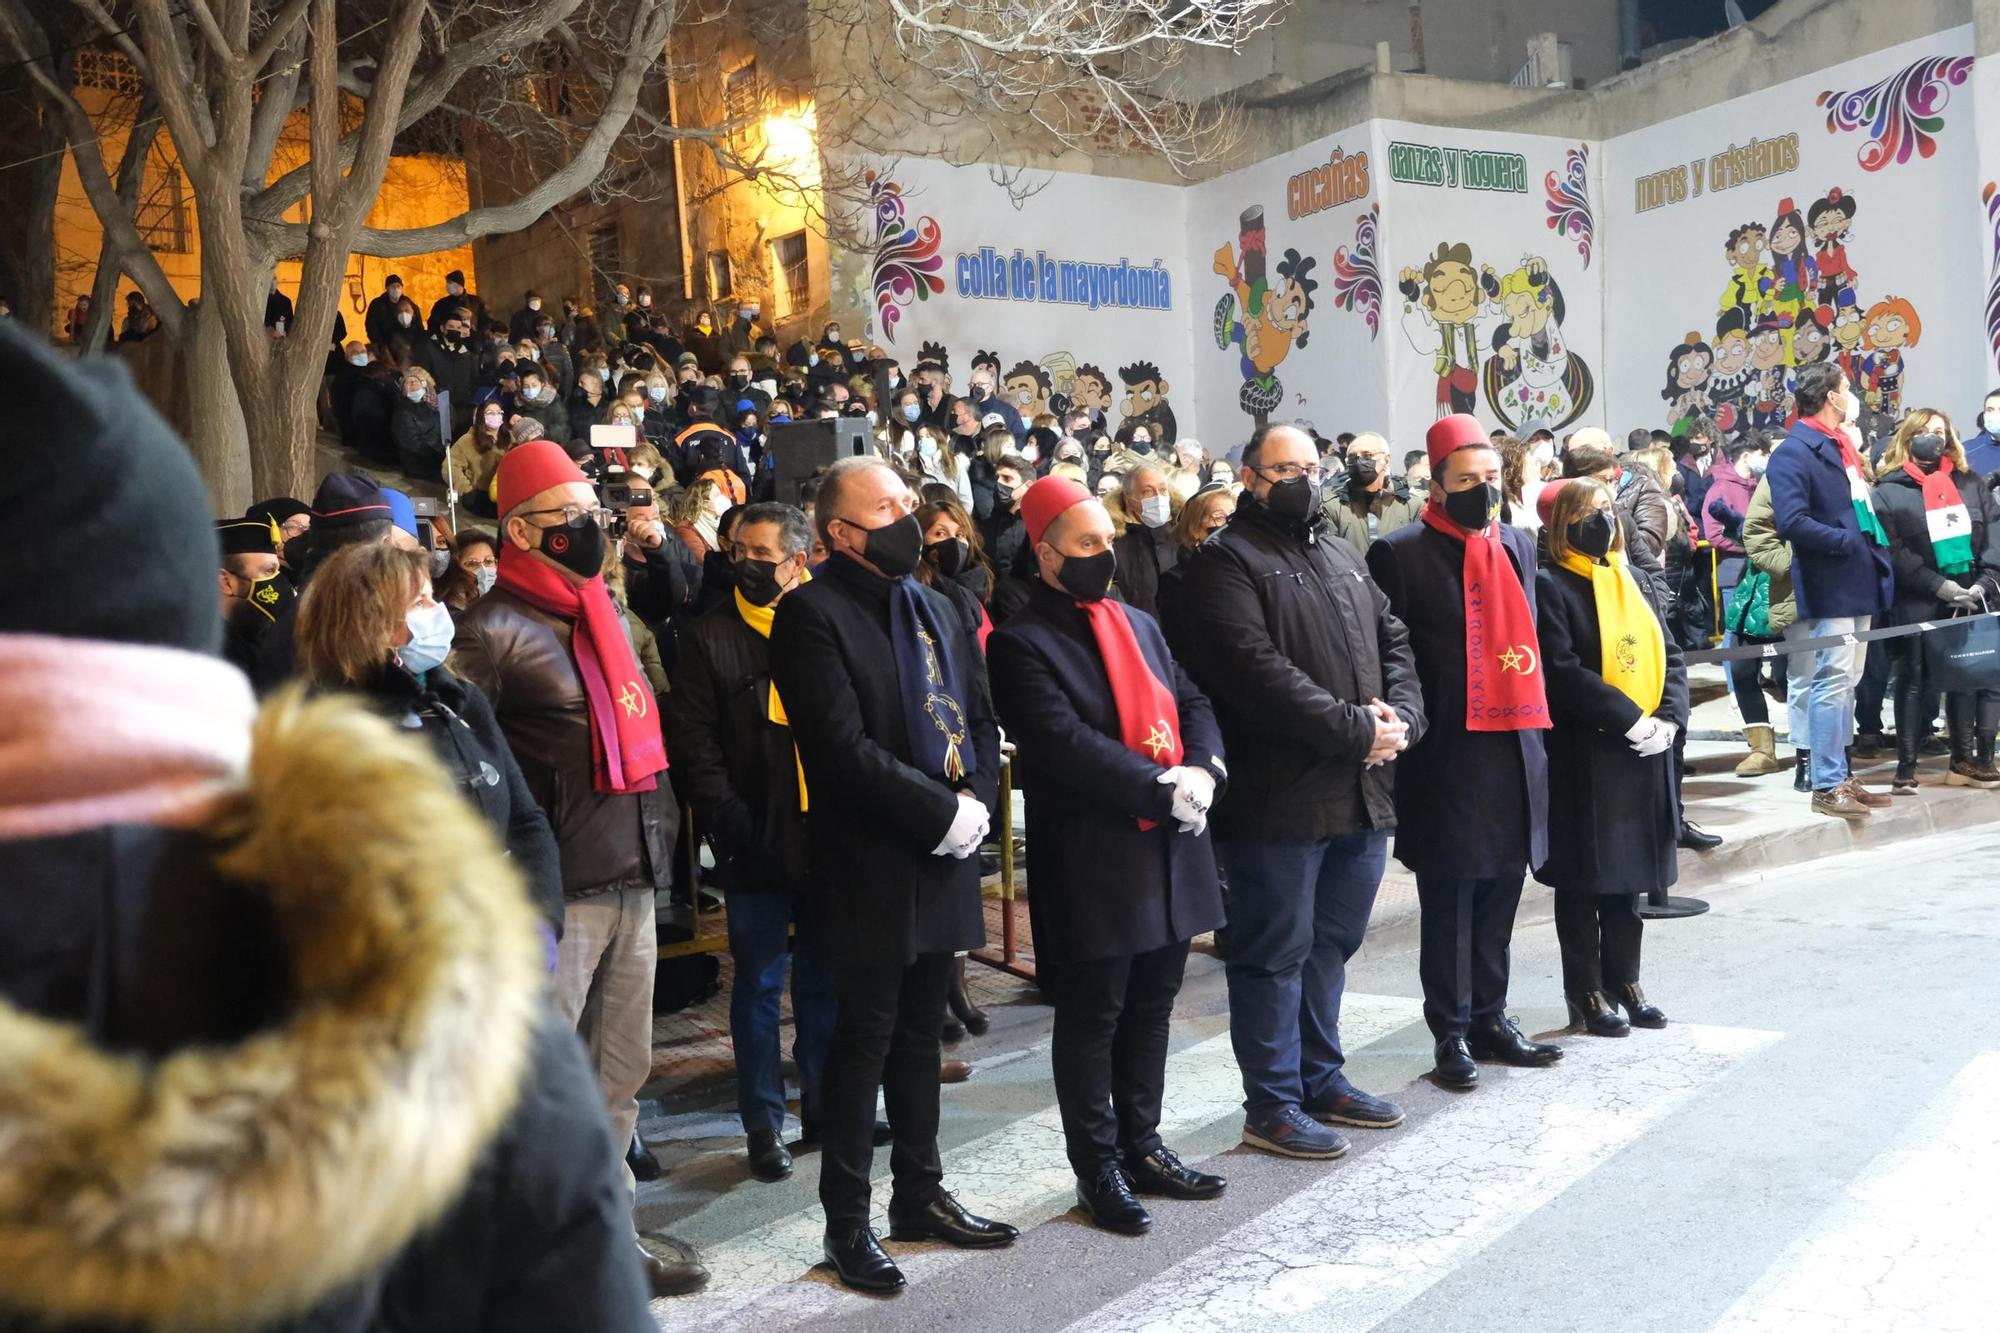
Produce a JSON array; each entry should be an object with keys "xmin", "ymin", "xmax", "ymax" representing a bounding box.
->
[
  {"xmin": 709, "ymin": 491, "xmax": 732, "ymax": 517},
  {"xmin": 528, "ymin": 299, "xmax": 541, "ymax": 311},
  {"xmin": 448, "ymin": 283, "xmax": 463, "ymax": 295},
  {"xmin": 1842, "ymin": 388, "xmax": 1860, "ymax": 425},
  {"xmin": 399, "ymin": 602, "xmax": 454, "ymax": 674},
  {"xmin": 404, "ymin": 386, "xmax": 425, "ymax": 402},
  {"xmin": 1984, "ymin": 410, "xmax": 2000, "ymax": 436},
  {"xmin": 639, "ymin": 295, "xmax": 651, "ymax": 307},
  {"xmin": 397, "ymin": 312, "xmax": 413, "ymax": 327},
  {"xmin": 473, "ymin": 566, "xmax": 497, "ymax": 596},
  {"xmin": 1140, "ymin": 494, "xmax": 1172, "ymax": 528},
  {"xmin": 1022, "ymin": 445, "xmax": 1040, "ymax": 464}
]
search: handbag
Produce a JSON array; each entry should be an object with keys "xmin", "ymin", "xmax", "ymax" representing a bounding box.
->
[
  {"xmin": 1727, "ymin": 569, "xmax": 1771, "ymax": 640},
  {"xmin": 1922, "ymin": 609, "xmax": 2000, "ymax": 694}
]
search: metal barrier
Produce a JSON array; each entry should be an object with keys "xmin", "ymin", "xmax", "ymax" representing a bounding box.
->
[{"xmin": 969, "ymin": 748, "xmax": 1035, "ymax": 980}]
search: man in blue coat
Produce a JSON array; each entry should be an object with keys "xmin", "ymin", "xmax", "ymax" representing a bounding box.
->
[
  {"xmin": 1366, "ymin": 415, "xmax": 1561, "ymax": 1090},
  {"xmin": 1961, "ymin": 388, "xmax": 2000, "ymax": 478},
  {"xmin": 989, "ymin": 477, "xmax": 1230, "ymax": 1237},
  {"xmin": 1765, "ymin": 362, "xmax": 1894, "ymax": 818}
]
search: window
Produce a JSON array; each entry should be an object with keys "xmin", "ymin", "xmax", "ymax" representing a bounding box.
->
[
  {"xmin": 73, "ymin": 49, "xmax": 142, "ymax": 94},
  {"xmin": 769, "ymin": 232, "xmax": 808, "ymax": 318},
  {"xmin": 135, "ymin": 146, "xmax": 189, "ymax": 254},
  {"xmin": 724, "ymin": 60, "xmax": 760, "ymax": 150},
  {"xmin": 706, "ymin": 249, "xmax": 733, "ymax": 302}
]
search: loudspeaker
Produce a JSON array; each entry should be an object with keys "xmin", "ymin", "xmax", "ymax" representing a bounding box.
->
[{"xmin": 769, "ymin": 417, "xmax": 874, "ymax": 508}]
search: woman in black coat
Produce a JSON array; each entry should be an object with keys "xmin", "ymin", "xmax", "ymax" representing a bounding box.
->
[
  {"xmin": 294, "ymin": 540, "xmax": 565, "ymax": 938},
  {"xmin": 1869, "ymin": 409, "xmax": 2000, "ymax": 790},
  {"xmin": 1533, "ymin": 478, "xmax": 1689, "ymax": 1038}
]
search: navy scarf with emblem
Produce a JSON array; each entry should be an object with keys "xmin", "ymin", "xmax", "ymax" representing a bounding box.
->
[{"xmin": 889, "ymin": 576, "xmax": 977, "ymax": 785}]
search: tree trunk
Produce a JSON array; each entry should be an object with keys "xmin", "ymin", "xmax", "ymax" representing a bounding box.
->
[
  {"xmin": 14, "ymin": 102, "xmax": 62, "ymax": 337},
  {"xmin": 244, "ymin": 350, "xmax": 324, "ymax": 501},
  {"xmin": 181, "ymin": 302, "xmax": 253, "ymax": 512}
]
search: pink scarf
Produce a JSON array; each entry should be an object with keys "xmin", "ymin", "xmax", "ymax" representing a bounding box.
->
[{"xmin": 0, "ymin": 634, "xmax": 254, "ymax": 840}]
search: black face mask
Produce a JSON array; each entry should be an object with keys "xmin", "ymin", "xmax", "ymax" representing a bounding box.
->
[
  {"xmin": 1566, "ymin": 510, "xmax": 1618, "ymax": 559},
  {"xmin": 852, "ymin": 512, "xmax": 924, "ymax": 578},
  {"xmin": 1347, "ymin": 456, "xmax": 1380, "ymax": 488},
  {"xmin": 534, "ymin": 511, "xmax": 606, "ymax": 578},
  {"xmin": 1442, "ymin": 481, "xmax": 1502, "ymax": 531},
  {"xmin": 735, "ymin": 557, "xmax": 787, "ymax": 606},
  {"xmin": 1909, "ymin": 433, "xmax": 1947, "ymax": 467},
  {"xmin": 730, "ymin": 372, "xmax": 752, "ymax": 387},
  {"xmin": 1263, "ymin": 475, "xmax": 1318, "ymax": 523},
  {"xmin": 926, "ymin": 536, "xmax": 969, "ymax": 579},
  {"xmin": 1055, "ymin": 547, "xmax": 1117, "ymax": 602}
]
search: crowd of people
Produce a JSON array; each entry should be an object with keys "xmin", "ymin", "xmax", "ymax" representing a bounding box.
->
[{"xmin": 5, "ymin": 270, "xmax": 1998, "ymax": 1327}]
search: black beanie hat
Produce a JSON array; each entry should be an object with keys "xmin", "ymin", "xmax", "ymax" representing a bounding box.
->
[{"xmin": 0, "ymin": 322, "xmax": 220, "ymax": 653}]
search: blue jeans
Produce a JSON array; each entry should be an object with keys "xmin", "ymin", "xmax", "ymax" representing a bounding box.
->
[
  {"xmin": 1792, "ymin": 616, "xmax": 1870, "ymax": 790},
  {"xmin": 726, "ymin": 889, "xmax": 836, "ymax": 1135},
  {"xmin": 1218, "ymin": 831, "xmax": 1388, "ymax": 1115}
]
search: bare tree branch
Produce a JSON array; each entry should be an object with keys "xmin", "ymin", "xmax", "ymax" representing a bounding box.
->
[{"xmin": 82, "ymin": 90, "xmax": 164, "ymax": 350}]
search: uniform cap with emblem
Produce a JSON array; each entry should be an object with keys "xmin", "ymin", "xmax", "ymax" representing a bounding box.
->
[{"xmin": 216, "ymin": 515, "xmax": 284, "ymax": 557}]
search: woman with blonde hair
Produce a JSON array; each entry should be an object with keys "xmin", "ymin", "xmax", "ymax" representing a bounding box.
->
[
  {"xmin": 391, "ymin": 364, "xmax": 444, "ymax": 480},
  {"xmin": 1870, "ymin": 406, "xmax": 2000, "ymax": 790},
  {"xmin": 294, "ymin": 542, "xmax": 562, "ymax": 935},
  {"xmin": 1533, "ymin": 477, "xmax": 1686, "ymax": 1038},
  {"xmin": 673, "ymin": 475, "xmax": 729, "ymax": 562},
  {"xmin": 911, "ymin": 423, "xmax": 973, "ymax": 510}
]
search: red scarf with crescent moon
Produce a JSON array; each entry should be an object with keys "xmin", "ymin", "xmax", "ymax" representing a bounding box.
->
[
  {"xmin": 1419, "ymin": 504, "xmax": 1551, "ymax": 732},
  {"xmin": 1077, "ymin": 598, "xmax": 1183, "ymax": 829},
  {"xmin": 497, "ymin": 549, "xmax": 667, "ymax": 793}
]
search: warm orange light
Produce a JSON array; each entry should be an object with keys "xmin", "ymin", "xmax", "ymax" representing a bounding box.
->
[{"xmin": 762, "ymin": 106, "xmax": 820, "ymax": 188}]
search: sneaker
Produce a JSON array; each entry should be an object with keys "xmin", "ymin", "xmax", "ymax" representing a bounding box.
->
[
  {"xmin": 1811, "ymin": 787, "xmax": 1870, "ymax": 819},
  {"xmin": 1945, "ymin": 760, "xmax": 2000, "ymax": 790},
  {"xmin": 1304, "ymin": 1084, "xmax": 1405, "ymax": 1129},
  {"xmin": 1242, "ymin": 1105, "xmax": 1349, "ymax": 1159}
]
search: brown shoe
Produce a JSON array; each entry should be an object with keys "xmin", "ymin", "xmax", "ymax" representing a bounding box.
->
[
  {"xmin": 638, "ymin": 1233, "xmax": 710, "ymax": 1297},
  {"xmin": 940, "ymin": 1059, "xmax": 973, "ymax": 1084},
  {"xmin": 1811, "ymin": 787, "xmax": 1870, "ymax": 819},
  {"xmin": 1837, "ymin": 776, "xmax": 1892, "ymax": 808}
]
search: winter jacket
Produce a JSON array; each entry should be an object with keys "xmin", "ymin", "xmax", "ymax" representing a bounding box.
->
[
  {"xmin": 1321, "ymin": 473, "xmax": 1422, "ymax": 555},
  {"xmin": 1702, "ymin": 463, "xmax": 1759, "ymax": 556},
  {"xmin": 450, "ymin": 587, "xmax": 679, "ymax": 897},
  {"xmin": 1766, "ymin": 419, "xmax": 1894, "ymax": 620},
  {"xmin": 1614, "ymin": 465, "xmax": 1671, "ymax": 570},
  {"xmin": 1870, "ymin": 463, "xmax": 2000, "ymax": 625},
  {"xmin": 0, "ymin": 694, "xmax": 652, "ymax": 1333},
  {"xmin": 390, "ymin": 393, "xmax": 446, "ymax": 482},
  {"xmin": 449, "ymin": 429, "xmax": 506, "ymax": 512},
  {"xmin": 1742, "ymin": 477, "xmax": 1798, "ymax": 635},
  {"xmin": 1109, "ymin": 519, "xmax": 1180, "ymax": 619},
  {"xmin": 413, "ymin": 333, "xmax": 477, "ymax": 434},
  {"xmin": 1170, "ymin": 494, "xmax": 1426, "ymax": 841}
]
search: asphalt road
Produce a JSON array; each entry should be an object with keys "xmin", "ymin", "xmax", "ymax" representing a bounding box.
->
[{"xmin": 639, "ymin": 826, "xmax": 2000, "ymax": 1333}]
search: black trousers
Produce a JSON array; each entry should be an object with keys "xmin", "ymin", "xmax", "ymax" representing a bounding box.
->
[
  {"xmin": 1414, "ymin": 874, "xmax": 1524, "ymax": 1040},
  {"xmin": 1042, "ymin": 940, "xmax": 1191, "ymax": 1178},
  {"xmin": 818, "ymin": 952, "xmax": 952, "ymax": 1232},
  {"xmin": 1552, "ymin": 892, "xmax": 1643, "ymax": 996}
]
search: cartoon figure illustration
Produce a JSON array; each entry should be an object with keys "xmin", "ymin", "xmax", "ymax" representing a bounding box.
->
[
  {"xmin": 1718, "ymin": 222, "xmax": 1774, "ymax": 329},
  {"xmin": 1860, "ymin": 295, "xmax": 1922, "ymax": 419},
  {"xmin": 1117, "ymin": 361, "xmax": 1178, "ymax": 444},
  {"xmin": 1808, "ymin": 188, "xmax": 1860, "ymax": 310},
  {"xmin": 1747, "ymin": 314, "xmax": 1792, "ymax": 429},
  {"xmin": 1481, "ymin": 256, "xmax": 1592, "ymax": 434},
  {"xmin": 1829, "ymin": 304, "xmax": 1868, "ymax": 387},
  {"xmin": 1003, "ymin": 359, "xmax": 1053, "ymax": 419},
  {"xmin": 1767, "ymin": 198, "xmax": 1819, "ymax": 353},
  {"xmin": 970, "ymin": 349, "xmax": 1003, "ymax": 383},
  {"xmin": 1213, "ymin": 205, "xmax": 1318, "ymax": 423},
  {"xmin": 918, "ymin": 340, "xmax": 950, "ymax": 376},
  {"xmin": 1071, "ymin": 362, "xmax": 1114, "ymax": 420},
  {"xmin": 1708, "ymin": 307, "xmax": 1754, "ymax": 432},
  {"xmin": 1398, "ymin": 241, "xmax": 1504, "ymax": 419},
  {"xmin": 1038, "ymin": 351, "xmax": 1078, "ymax": 417},
  {"xmin": 1791, "ymin": 307, "xmax": 1834, "ymax": 368},
  {"xmin": 1661, "ymin": 333, "xmax": 1715, "ymax": 432}
]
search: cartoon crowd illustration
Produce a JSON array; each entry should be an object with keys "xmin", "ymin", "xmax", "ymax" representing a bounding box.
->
[
  {"xmin": 1395, "ymin": 242, "xmax": 1594, "ymax": 434},
  {"xmin": 924, "ymin": 341, "xmax": 1180, "ymax": 444},
  {"xmin": 1667, "ymin": 186, "xmax": 1921, "ymax": 434}
]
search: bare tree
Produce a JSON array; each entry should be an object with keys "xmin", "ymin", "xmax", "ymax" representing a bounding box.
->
[{"xmin": 0, "ymin": 0, "xmax": 684, "ymax": 506}]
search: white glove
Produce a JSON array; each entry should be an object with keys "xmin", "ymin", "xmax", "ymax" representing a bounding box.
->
[
  {"xmin": 1624, "ymin": 717, "xmax": 1677, "ymax": 757},
  {"xmin": 931, "ymin": 791, "xmax": 991, "ymax": 859},
  {"xmin": 1156, "ymin": 765, "xmax": 1216, "ymax": 835}
]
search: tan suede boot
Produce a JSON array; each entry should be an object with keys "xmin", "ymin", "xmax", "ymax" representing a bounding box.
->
[{"xmin": 1734, "ymin": 723, "xmax": 1785, "ymax": 777}]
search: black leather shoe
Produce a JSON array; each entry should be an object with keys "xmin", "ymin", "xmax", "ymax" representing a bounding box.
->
[
  {"xmin": 1076, "ymin": 1164, "xmax": 1152, "ymax": 1235},
  {"xmin": 1123, "ymin": 1146, "xmax": 1226, "ymax": 1200},
  {"xmin": 638, "ymin": 1234, "xmax": 710, "ymax": 1297},
  {"xmin": 822, "ymin": 1228, "xmax": 905, "ymax": 1294},
  {"xmin": 1616, "ymin": 983, "xmax": 1669, "ymax": 1029},
  {"xmin": 886, "ymin": 1192, "xmax": 1019, "ymax": 1248},
  {"xmin": 747, "ymin": 1128, "xmax": 793, "ymax": 1182},
  {"xmin": 1466, "ymin": 1015, "xmax": 1564, "ymax": 1067},
  {"xmin": 1567, "ymin": 991, "xmax": 1631, "ymax": 1037},
  {"xmin": 1433, "ymin": 1036, "xmax": 1479, "ymax": 1089},
  {"xmin": 626, "ymin": 1134, "xmax": 664, "ymax": 1183},
  {"xmin": 1676, "ymin": 820, "xmax": 1723, "ymax": 851}
]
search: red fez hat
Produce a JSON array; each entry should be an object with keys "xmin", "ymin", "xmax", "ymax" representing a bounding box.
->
[
  {"xmin": 1425, "ymin": 413, "xmax": 1489, "ymax": 470},
  {"xmin": 497, "ymin": 438, "xmax": 589, "ymax": 518},
  {"xmin": 1535, "ymin": 477, "xmax": 1574, "ymax": 531},
  {"xmin": 1020, "ymin": 475, "xmax": 1094, "ymax": 547}
]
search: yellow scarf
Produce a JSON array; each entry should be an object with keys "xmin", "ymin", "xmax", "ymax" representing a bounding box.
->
[
  {"xmin": 1557, "ymin": 549, "xmax": 1665, "ymax": 713},
  {"xmin": 734, "ymin": 575, "xmax": 810, "ymax": 811}
]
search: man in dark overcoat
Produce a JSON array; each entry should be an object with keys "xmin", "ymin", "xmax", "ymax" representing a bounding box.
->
[
  {"xmin": 1365, "ymin": 414, "xmax": 1563, "ymax": 1090},
  {"xmin": 988, "ymin": 476, "xmax": 1229, "ymax": 1237},
  {"xmin": 769, "ymin": 456, "xmax": 1015, "ymax": 1294}
]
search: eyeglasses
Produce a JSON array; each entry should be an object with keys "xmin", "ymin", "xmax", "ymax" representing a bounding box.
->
[
  {"xmin": 519, "ymin": 503, "xmax": 610, "ymax": 528},
  {"xmin": 1253, "ymin": 462, "xmax": 1325, "ymax": 485}
]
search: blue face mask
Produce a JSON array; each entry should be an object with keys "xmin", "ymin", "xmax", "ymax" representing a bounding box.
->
[
  {"xmin": 901, "ymin": 403, "xmax": 922, "ymax": 423},
  {"xmin": 648, "ymin": 386, "xmax": 668, "ymax": 402},
  {"xmin": 404, "ymin": 387, "xmax": 425, "ymax": 402},
  {"xmin": 398, "ymin": 602, "xmax": 453, "ymax": 675}
]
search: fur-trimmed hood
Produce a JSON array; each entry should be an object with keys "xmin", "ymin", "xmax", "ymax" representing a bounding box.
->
[{"xmin": 0, "ymin": 691, "xmax": 546, "ymax": 1331}]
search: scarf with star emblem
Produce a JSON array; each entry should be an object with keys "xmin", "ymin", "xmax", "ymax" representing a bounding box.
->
[
  {"xmin": 1419, "ymin": 504, "xmax": 1551, "ymax": 732},
  {"xmin": 497, "ymin": 547, "xmax": 665, "ymax": 793},
  {"xmin": 1076, "ymin": 597, "xmax": 1183, "ymax": 830}
]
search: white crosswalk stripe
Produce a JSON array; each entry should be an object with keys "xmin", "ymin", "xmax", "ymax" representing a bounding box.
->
[
  {"xmin": 650, "ymin": 992, "xmax": 1423, "ymax": 1330},
  {"xmin": 1059, "ymin": 1021, "xmax": 1778, "ymax": 1333},
  {"xmin": 1708, "ymin": 1050, "xmax": 2000, "ymax": 1333}
]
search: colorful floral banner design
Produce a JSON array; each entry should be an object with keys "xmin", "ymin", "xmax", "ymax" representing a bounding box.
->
[
  {"xmin": 864, "ymin": 170, "xmax": 945, "ymax": 345},
  {"xmin": 1816, "ymin": 54, "xmax": 1973, "ymax": 173},
  {"xmin": 1544, "ymin": 144, "xmax": 1594, "ymax": 268},
  {"xmin": 1330, "ymin": 204, "xmax": 1382, "ymax": 340},
  {"xmin": 1984, "ymin": 181, "xmax": 2000, "ymax": 378}
]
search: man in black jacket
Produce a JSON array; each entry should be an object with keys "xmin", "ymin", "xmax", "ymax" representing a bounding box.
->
[
  {"xmin": 415, "ymin": 307, "xmax": 477, "ymax": 439},
  {"xmin": 989, "ymin": 477, "xmax": 1229, "ymax": 1236},
  {"xmin": 666, "ymin": 502, "xmax": 833, "ymax": 1185},
  {"xmin": 363, "ymin": 272, "xmax": 407, "ymax": 348},
  {"xmin": 1172, "ymin": 424, "xmax": 1426, "ymax": 1160},
  {"xmin": 429, "ymin": 268, "xmax": 486, "ymax": 335},
  {"xmin": 770, "ymin": 456, "xmax": 1017, "ymax": 1293},
  {"xmin": 1365, "ymin": 415, "xmax": 1563, "ymax": 1090},
  {"xmin": 1109, "ymin": 461, "xmax": 1179, "ymax": 617}
]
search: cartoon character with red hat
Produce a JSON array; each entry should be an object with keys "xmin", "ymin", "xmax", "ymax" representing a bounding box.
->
[{"xmin": 1807, "ymin": 188, "xmax": 1859, "ymax": 310}]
